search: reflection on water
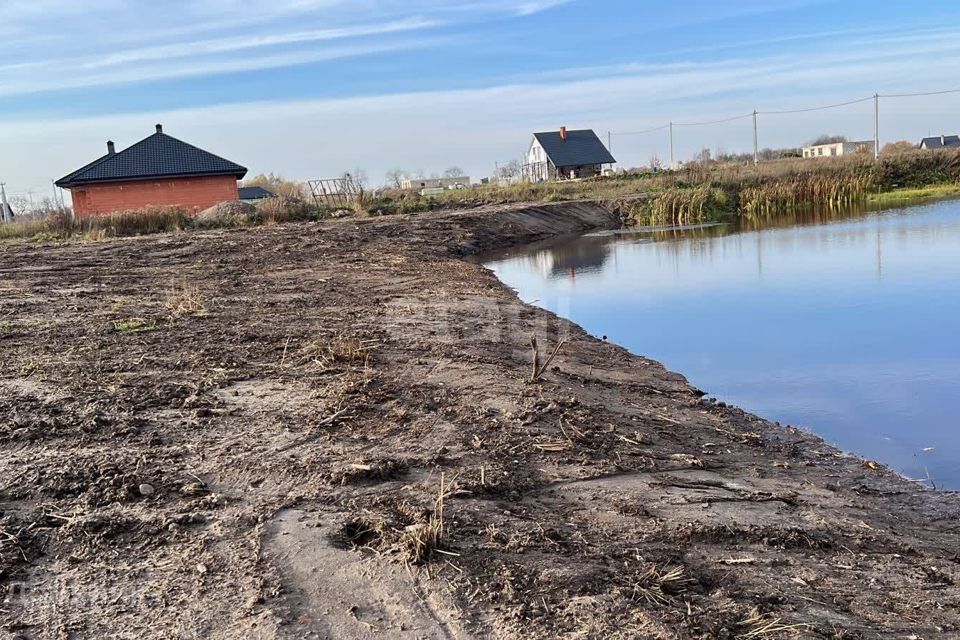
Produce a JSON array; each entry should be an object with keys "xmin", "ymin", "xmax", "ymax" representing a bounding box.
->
[{"xmin": 483, "ymin": 199, "xmax": 960, "ymax": 490}]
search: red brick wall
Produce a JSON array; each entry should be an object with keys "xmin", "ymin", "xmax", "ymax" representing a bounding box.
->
[{"xmin": 70, "ymin": 175, "xmax": 239, "ymax": 216}]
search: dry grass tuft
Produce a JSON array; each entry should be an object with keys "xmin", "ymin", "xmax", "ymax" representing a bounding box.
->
[
  {"xmin": 113, "ymin": 317, "xmax": 159, "ymax": 333},
  {"xmin": 398, "ymin": 474, "xmax": 451, "ymax": 565},
  {"xmin": 304, "ymin": 333, "xmax": 379, "ymax": 370},
  {"xmin": 165, "ymin": 284, "xmax": 207, "ymax": 318},
  {"xmin": 631, "ymin": 565, "xmax": 692, "ymax": 606},
  {"xmin": 736, "ymin": 608, "xmax": 811, "ymax": 639}
]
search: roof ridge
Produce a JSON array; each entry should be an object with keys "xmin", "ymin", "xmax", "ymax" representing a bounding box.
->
[
  {"xmin": 149, "ymin": 132, "xmax": 247, "ymax": 172},
  {"xmin": 56, "ymin": 130, "xmax": 247, "ymax": 188}
]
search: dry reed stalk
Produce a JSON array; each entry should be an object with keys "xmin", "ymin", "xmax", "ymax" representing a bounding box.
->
[{"xmin": 529, "ymin": 333, "xmax": 567, "ymax": 382}]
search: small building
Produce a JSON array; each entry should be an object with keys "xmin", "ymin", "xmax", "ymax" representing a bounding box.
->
[
  {"xmin": 801, "ymin": 140, "xmax": 875, "ymax": 159},
  {"xmin": 919, "ymin": 135, "xmax": 960, "ymax": 150},
  {"xmin": 526, "ymin": 127, "xmax": 616, "ymax": 182},
  {"xmin": 238, "ymin": 186, "xmax": 275, "ymax": 203},
  {"xmin": 56, "ymin": 124, "xmax": 247, "ymax": 216},
  {"xmin": 400, "ymin": 176, "xmax": 470, "ymax": 191}
]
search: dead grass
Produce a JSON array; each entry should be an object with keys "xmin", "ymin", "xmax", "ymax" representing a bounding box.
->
[
  {"xmin": 113, "ymin": 317, "xmax": 159, "ymax": 333},
  {"xmin": 398, "ymin": 474, "xmax": 451, "ymax": 565},
  {"xmin": 736, "ymin": 608, "xmax": 811, "ymax": 639},
  {"xmin": 0, "ymin": 207, "xmax": 190, "ymax": 241},
  {"xmin": 303, "ymin": 332, "xmax": 379, "ymax": 370},
  {"xmin": 164, "ymin": 284, "xmax": 207, "ymax": 318},
  {"xmin": 0, "ymin": 198, "xmax": 327, "ymax": 242},
  {"xmin": 630, "ymin": 565, "xmax": 692, "ymax": 606}
]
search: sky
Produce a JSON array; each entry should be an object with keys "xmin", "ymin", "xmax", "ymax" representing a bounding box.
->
[{"xmin": 2, "ymin": 0, "xmax": 960, "ymax": 201}]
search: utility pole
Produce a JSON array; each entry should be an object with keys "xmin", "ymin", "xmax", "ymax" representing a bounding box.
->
[
  {"xmin": 607, "ymin": 131, "xmax": 612, "ymax": 154},
  {"xmin": 0, "ymin": 183, "xmax": 9, "ymax": 223},
  {"xmin": 752, "ymin": 110, "xmax": 759, "ymax": 165},
  {"xmin": 874, "ymin": 93, "xmax": 880, "ymax": 160},
  {"xmin": 668, "ymin": 122, "xmax": 674, "ymax": 170}
]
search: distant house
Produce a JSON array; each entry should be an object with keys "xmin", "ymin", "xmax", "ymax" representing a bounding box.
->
[
  {"xmin": 919, "ymin": 135, "xmax": 960, "ymax": 150},
  {"xmin": 56, "ymin": 124, "xmax": 247, "ymax": 216},
  {"xmin": 802, "ymin": 140, "xmax": 875, "ymax": 159},
  {"xmin": 238, "ymin": 186, "xmax": 275, "ymax": 203},
  {"xmin": 526, "ymin": 128, "xmax": 616, "ymax": 182},
  {"xmin": 400, "ymin": 176, "xmax": 470, "ymax": 191}
]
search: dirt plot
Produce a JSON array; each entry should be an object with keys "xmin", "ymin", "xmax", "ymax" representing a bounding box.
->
[{"xmin": 1, "ymin": 201, "xmax": 959, "ymax": 639}]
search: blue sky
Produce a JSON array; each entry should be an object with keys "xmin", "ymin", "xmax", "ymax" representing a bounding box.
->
[{"xmin": 2, "ymin": 0, "xmax": 960, "ymax": 198}]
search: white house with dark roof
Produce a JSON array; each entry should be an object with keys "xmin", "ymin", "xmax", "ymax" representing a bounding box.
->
[
  {"xmin": 525, "ymin": 127, "xmax": 616, "ymax": 182},
  {"xmin": 919, "ymin": 135, "xmax": 960, "ymax": 150}
]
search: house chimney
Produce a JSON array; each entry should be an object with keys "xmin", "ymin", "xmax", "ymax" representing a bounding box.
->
[
  {"xmin": 156, "ymin": 123, "xmax": 163, "ymax": 134},
  {"xmin": 107, "ymin": 140, "xmax": 115, "ymax": 155},
  {"xmin": 560, "ymin": 126, "xmax": 567, "ymax": 142}
]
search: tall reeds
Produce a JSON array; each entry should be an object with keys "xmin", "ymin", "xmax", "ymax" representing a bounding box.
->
[{"xmin": 738, "ymin": 171, "xmax": 872, "ymax": 216}]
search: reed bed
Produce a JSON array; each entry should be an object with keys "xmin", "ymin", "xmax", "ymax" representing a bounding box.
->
[
  {"xmin": 738, "ymin": 171, "xmax": 872, "ymax": 216},
  {"xmin": 644, "ymin": 186, "xmax": 732, "ymax": 226}
]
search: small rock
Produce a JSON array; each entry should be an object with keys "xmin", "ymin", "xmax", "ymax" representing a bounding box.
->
[
  {"xmin": 138, "ymin": 483, "xmax": 155, "ymax": 497},
  {"xmin": 196, "ymin": 563, "xmax": 208, "ymax": 575}
]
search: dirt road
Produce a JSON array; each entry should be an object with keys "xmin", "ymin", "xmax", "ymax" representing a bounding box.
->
[{"xmin": 1, "ymin": 202, "xmax": 958, "ymax": 638}]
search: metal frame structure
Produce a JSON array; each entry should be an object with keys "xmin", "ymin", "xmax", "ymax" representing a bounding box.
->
[{"xmin": 308, "ymin": 175, "xmax": 362, "ymax": 209}]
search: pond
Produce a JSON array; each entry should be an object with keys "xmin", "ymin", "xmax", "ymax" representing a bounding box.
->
[{"xmin": 482, "ymin": 200, "xmax": 960, "ymax": 490}]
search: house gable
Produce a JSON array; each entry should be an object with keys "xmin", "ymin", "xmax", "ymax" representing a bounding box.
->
[{"xmin": 532, "ymin": 129, "xmax": 616, "ymax": 168}]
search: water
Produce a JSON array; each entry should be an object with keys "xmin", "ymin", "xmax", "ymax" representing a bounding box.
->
[{"xmin": 482, "ymin": 200, "xmax": 960, "ymax": 490}]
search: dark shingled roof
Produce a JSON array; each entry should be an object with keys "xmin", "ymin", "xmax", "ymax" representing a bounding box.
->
[
  {"xmin": 920, "ymin": 135, "xmax": 960, "ymax": 149},
  {"xmin": 56, "ymin": 128, "xmax": 247, "ymax": 188},
  {"xmin": 533, "ymin": 129, "xmax": 616, "ymax": 167},
  {"xmin": 238, "ymin": 186, "xmax": 275, "ymax": 200}
]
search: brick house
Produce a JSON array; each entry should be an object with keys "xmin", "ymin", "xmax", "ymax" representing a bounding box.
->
[{"xmin": 56, "ymin": 125, "xmax": 247, "ymax": 216}]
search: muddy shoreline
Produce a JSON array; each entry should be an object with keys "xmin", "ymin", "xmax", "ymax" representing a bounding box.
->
[{"xmin": 2, "ymin": 202, "xmax": 959, "ymax": 638}]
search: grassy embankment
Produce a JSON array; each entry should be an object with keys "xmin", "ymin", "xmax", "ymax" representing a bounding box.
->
[
  {"xmin": 3, "ymin": 150, "xmax": 959, "ymax": 242},
  {"xmin": 379, "ymin": 148, "xmax": 960, "ymax": 226}
]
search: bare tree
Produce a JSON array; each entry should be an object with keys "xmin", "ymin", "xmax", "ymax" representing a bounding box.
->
[
  {"xmin": 809, "ymin": 134, "xmax": 848, "ymax": 146},
  {"xmin": 385, "ymin": 169, "xmax": 408, "ymax": 188},
  {"xmin": 342, "ymin": 169, "xmax": 368, "ymax": 191},
  {"xmin": 242, "ymin": 173, "xmax": 308, "ymax": 199},
  {"xmin": 443, "ymin": 166, "xmax": 466, "ymax": 178},
  {"xmin": 496, "ymin": 159, "xmax": 523, "ymax": 182},
  {"xmin": 882, "ymin": 140, "xmax": 915, "ymax": 155}
]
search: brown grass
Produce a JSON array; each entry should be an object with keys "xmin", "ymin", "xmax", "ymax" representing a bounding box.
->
[{"xmin": 165, "ymin": 284, "xmax": 208, "ymax": 318}]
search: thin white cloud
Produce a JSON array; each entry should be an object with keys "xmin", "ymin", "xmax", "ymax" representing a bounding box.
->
[
  {"xmin": 86, "ymin": 18, "xmax": 439, "ymax": 68},
  {"xmin": 0, "ymin": 37, "xmax": 453, "ymax": 95},
  {"xmin": 0, "ymin": 0, "xmax": 567, "ymax": 95},
  {"xmin": 513, "ymin": 0, "xmax": 575, "ymax": 16}
]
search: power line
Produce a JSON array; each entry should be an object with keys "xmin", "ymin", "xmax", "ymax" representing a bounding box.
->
[
  {"xmin": 611, "ymin": 123, "xmax": 670, "ymax": 136},
  {"xmin": 758, "ymin": 95, "xmax": 874, "ymax": 115},
  {"xmin": 675, "ymin": 112, "xmax": 754, "ymax": 127},
  {"xmin": 880, "ymin": 87, "xmax": 960, "ymax": 98},
  {"xmin": 608, "ymin": 83, "xmax": 960, "ymax": 168}
]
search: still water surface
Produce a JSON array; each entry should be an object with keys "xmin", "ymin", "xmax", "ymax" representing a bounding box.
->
[{"xmin": 483, "ymin": 200, "xmax": 960, "ymax": 490}]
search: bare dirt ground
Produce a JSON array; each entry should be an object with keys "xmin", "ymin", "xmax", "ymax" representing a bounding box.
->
[{"xmin": 1, "ymin": 202, "xmax": 959, "ymax": 639}]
